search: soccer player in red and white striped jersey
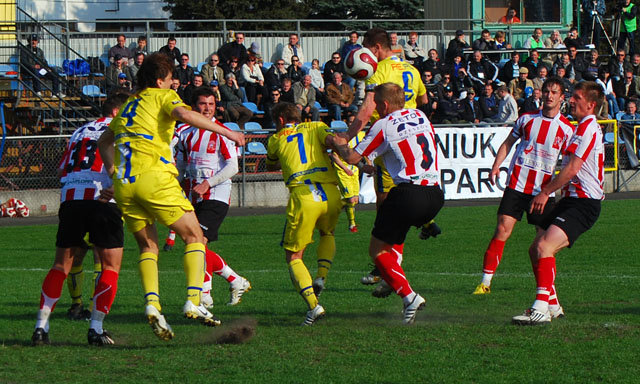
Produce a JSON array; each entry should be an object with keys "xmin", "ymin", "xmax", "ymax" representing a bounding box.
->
[
  {"xmin": 174, "ymin": 87, "xmax": 251, "ymax": 309},
  {"xmin": 32, "ymin": 92, "xmax": 130, "ymax": 346},
  {"xmin": 513, "ymin": 81, "xmax": 605, "ymax": 325},
  {"xmin": 329, "ymin": 83, "xmax": 444, "ymax": 324},
  {"xmin": 473, "ymin": 77, "xmax": 574, "ymax": 302}
]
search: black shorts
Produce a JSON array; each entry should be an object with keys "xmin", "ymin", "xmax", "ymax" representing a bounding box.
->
[
  {"xmin": 498, "ymin": 188, "xmax": 556, "ymax": 227},
  {"xmin": 541, "ymin": 197, "xmax": 601, "ymax": 247},
  {"xmin": 194, "ymin": 200, "xmax": 229, "ymax": 242},
  {"xmin": 56, "ymin": 200, "xmax": 124, "ymax": 249},
  {"xmin": 372, "ymin": 184, "xmax": 444, "ymax": 245}
]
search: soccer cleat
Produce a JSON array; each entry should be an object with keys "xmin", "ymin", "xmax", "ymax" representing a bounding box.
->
[
  {"xmin": 419, "ymin": 222, "xmax": 442, "ymax": 240},
  {"xmin": 312, "ymin": 277, "xmax": 325, "ymax": 297},
  {"xmin": 87, "ymin": 328, "xmax": 114, "ymax": 346},
  {"xmin": 145, "ymin": 305, "xmax": 174, "ymax": 341},
  {"xmin": 162, "ymin": 243, "xmax": 173, "ymax": 252},
  {"xmin": 549, "ymin": 306, "xmax": 565, "ymax": 319},
  {"xmin": 227, "ymin": 277, "xmax": 251, "ymax": 306},
  {"xmin": 472, "ymin": 283, "xmax": 491, "ymax": 295},
  {"xmin": 31, "ymin": 328, "xmax": 50, "ymax": 346},
  {"xmin": 302, "ymin": 304, "xmax": 325, "ymax": 326},
  {"xmin": 372, "ymin": 280, "xmax": 393, "ymax": 298},
  {"xmin": 183, "ymin": 300, "xmax": 222, "ymax": 327},
  {"xmin": 200, "ymin": 292, "xmax": 214, "ymax": 309},
  {"xmin": 360, "ymin": 266, "xmax": 381, "ymax": 285},
  {"xmin": 512, "ymin": 308, "xmax": 552, "ymax": 326},
  {"xmin": 67, "ymin": 303, "xmax": 91, "ymax": 321},
  {"xmin": 403, "ymin": 294, "xmax": 426, "ymax": 325},
  {"xmin": 349, "ymin": 225, "xmax": 358, "ymax": 233}
]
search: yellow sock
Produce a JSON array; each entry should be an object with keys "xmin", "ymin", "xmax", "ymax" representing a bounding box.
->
[
  {"xmin": 423, "ymin": 219, "xmax": 435, "ymax": 229},
  {"xmin": 67, "ymin": 265, "xmax": 84, "ymax": 305},
  {"xmin": 92, "ymin": 262, "xmax": 102, "ymax": 296},
  {"xmin": 183, "ymin": 242, "xmax": 205, "ymax": 305},
  {"xmin": 288, "ymin": 259, "xmax": 318, "ymax": 310},
  {"xmin": 345, "ymin": 201, "xmax": 356, "ymax": 227},
  {"xmin": 316, "ymin": 234, "xmax": 335, "ymax": 280},
  {"xmin": 139, "ymin": 252, "xmax": 161, "ymax": 311}
]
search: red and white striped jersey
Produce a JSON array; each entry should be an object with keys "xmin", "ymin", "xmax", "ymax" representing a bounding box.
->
[
  {"xmin": 355, "ymin": 108, "xmax": 440, "ymax": 186},
  {"xmin": 507, "ymin": 111, "xmax": 574, "ymax": 195},
  {"xmin": 174, "ymin": 123, "xmax": 238, "ymax": 205},
  {"xmin": 561, "ymin": 115, "xmax": 605, "ymax": 200},
  {"xmin": 58, "ymin": 117, "xmax": 113, "ymax": 203}
]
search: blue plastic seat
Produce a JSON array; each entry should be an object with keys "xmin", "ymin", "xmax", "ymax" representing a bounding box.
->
[
  {"xmin": 330, "ymin": 120, "xmax": 348, "ymax": 131},
  {"xmin": 224, "ymin": 122, "xmax": 242, "ymax": 132},
  {"xmin": 247, "ymin": 141, "xmax": 268, "ymax": 155},
  {"xmin": 82, "ymin": 84, "xmax": 106, "ymax": 97},
  {"xmin": 243, "ymin": 102, "xmax": 265, "ymax": 114},
  {"xmin": 0, "ymin": 64, "xmax": 18, "ymax": 78},
  {"xmin": 244, "ymin": 121, "xmax": 269, "ymax": 134},
  {"xmin": 314, "ymin": 101, "xmax": 328, "ymax": 113}
]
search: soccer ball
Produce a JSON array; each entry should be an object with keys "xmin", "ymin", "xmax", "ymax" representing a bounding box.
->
[{"xmin": 344, "ymin": 47, "xmax": 378, "ymax": 81}]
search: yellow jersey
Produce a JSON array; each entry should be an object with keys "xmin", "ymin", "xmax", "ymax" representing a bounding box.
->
[
  {"xmin": 366, "ymin": 55, "xmax": 426, "ymax": 121},
  {"xmin": 267, "ymin": 122, "xmax": 338, "ymax": 187},
  {"xmin": 335, "ymin": 130, "xmax": 366, "ymax": 175},
  {"xmin": 109, "ymin": 88, "xmax": 188, "ymax": 180}
]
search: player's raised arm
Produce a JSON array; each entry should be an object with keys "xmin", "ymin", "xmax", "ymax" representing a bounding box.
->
[
  {"xmin": 325, "ymin": 134, "xmax": 362, "ymax": 165},
  {"xmin": 490, "ymin": 134, "xmax": 518, "ymax": 185},
  {"xmin": 171, "ymin": 106, "xmax": 245, "ymax": 147},
  {"xmin": 346, "ymin": 92, "xmax": 376, "ymax": 140}
]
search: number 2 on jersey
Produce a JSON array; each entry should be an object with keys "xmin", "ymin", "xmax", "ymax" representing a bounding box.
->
[
  {"xmin": 287, "ymin": 133, "xmax": 308, "ymax": 164},
  {"xmin": 121, "ymin": 98, "xmax": 141, "ymax": 127},
  {"xmin": 402, "ymin": 71, "xmax": 415, "ymax": 102}
]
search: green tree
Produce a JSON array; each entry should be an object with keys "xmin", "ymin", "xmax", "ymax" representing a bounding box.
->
[{"xmin": 306, "ymin": 0, "xmax": 424, "ymax": 30}]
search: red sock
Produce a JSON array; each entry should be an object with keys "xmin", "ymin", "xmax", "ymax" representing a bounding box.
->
[
  {"xmin": 40, "ymin": 269, "xmax": 67, "ymax": 311},
  {"xmin": 93, "ymin": 269, "xmax": 119, "ymax": 314},
  {"xmin": 534, "ymin": 257, "xmax": 556, "ymax": 304},
  {"xmin": 374, "ymin": 251, "xmax": 413, "ymax": 298},
  {"xmin": 482, "ymin": 238, "xmax": 505, "ymax": 274}
]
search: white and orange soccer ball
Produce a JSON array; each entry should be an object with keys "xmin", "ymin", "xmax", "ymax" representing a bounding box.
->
[{"xmin": 344, "ymin": 47, "xmax": 378, "ymax": 81}]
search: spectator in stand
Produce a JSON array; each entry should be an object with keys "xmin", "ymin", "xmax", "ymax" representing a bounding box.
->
[
  {"xmin": 106, "ymin": 54, "xmax": 128, "ymax": 94},
  {"xmin": 490, "ymin": 31, "xmax": 511, "ymax": 62},
  {"xmin": 170, "ymin": 77, "xmax": 184, "ymax": 101},
  {"xmin": 326, "ymin": 72, "xmax": 357, "ymax": 121},
  {"xmin": 493, "ymin": 85, "xmax": 518, "ymax": 123},
  {"xmin": 433, "ymin": 85, "xmax": 462, "ymax": 124},
  {"xmin": 111, "ymin": 72, "xmax": 131, "ymax": 95},
  {"xmin": 436, "ymin": 72, "xmax": 453, "ymax": 100},
  {"xmin": 445, "ymin": 54, "xmax": 466, "ymax": 80},
  {"xmin": 532, "ymin": 66, "xmax": 549, "ymax": 90},
  {"xmin": 542, "ymin": 29, "xmax": 566, "ymax": 67},
  {"xmin": 596, "ymin": 66, "xmax": 619, "ymax": 116},
  {"xmin": 108, "ymin": 34, "xmax": 132, "ymax": 64},
  {"xmin": 609, "ymin": 48, "xmax": 633, "ymax": 82},
  {"xmin": 523, "ymin": 49, "xmax": 547, "ymax": 80},
  {"xmin": 581, "ymin": 0, "xmax": 605, "ymax": 46},
  {"xmin": 499, "ymin": 7, "xmax": 520, "ymax": 23},
  {"xmin": 567, "ymin": 46, "xmax": 586, "ymax": 81},
  {"xmin": 323, "ymin": 52, "xmax": 345, "ymax": 86},
  {"xmin": 248, "ymin": 42, "xmax": 262, "ymax": 62},
  {"xmin": 209, "ymin": 80, "xmax": 225, "ymax": 120},
  {"xmin": 219, "ymin": 73, "xmax": 253, "ymax": 129},
  {"xmin": 553, "ymin": 53, "xmax": 576, "ymax": 83},
  {"xmin": 422, "ymin": 69, "xmax": 437, "ymax": 86},
  {"xmin": 554, "ymin": 67, "xmax": 573, "ymax": 106},
  {"xmin": 266, "ymin": 59, "xmax": 288, "ymax": 90},
  {"xmin": 308, "ymin": 59, "xmax": 325, "ymax": 105},
  {"xmin": 132, "ymin": 35, "xmax": 148, "ymax": 58},
  {"xmin": 499, "ymin": 52, "xmax": 521, "ymax": 84},
  {"xmin": 613, "ymin": 69, "xmax": 640, "ymax": 111},
  {"xmin": 422, "ymin": 49, "xmax": 443, "ymax": 81},
  {"xmin": 389, "ymin": 32, "xmax": 405, "ymax": 60},
  {"xmin": 467, "ymin": 50, "xmax": 498, "ymax": 94},
  {"xmin": 20, "ymin": 34, "xmax": 63, "ymax": 97},
  {"xmin": 281, "ymin": 78, "xmax": 294, "ymax": 103},
  {"xmin": 523, "ymin": 28, "xmax": 544, "ymax": 50},
  {"xmin": 617, "ymin": 100, "xmax": 640, "ymax": 166},
  {"xmin": 404, "ymin": 31, "xmax": 427, "ymax": 67},
  {"xmin": 453, "ymin": 67, "xmax": 474, "ymax": 99},
  {"xmin": 218, "ymin": 32, "xmax": 248, "ymax": 68},
  {"xmin": 174, "ymin": 53, "xmax": 195, "ymax": 91},
  {"xmin": 507, "ymin": 66, "xmax": 534, "ymax": 106},
  {"xmin": 472, "ymin": 29, "xmax": 495, "ymax": 51},
  {"xmin": 479, "ymin": 83, "xmax": 499, "ymax": 121},
  {"xmin": 522, "ymin": 87, "xmax": 543, "ymax": 113},
  {"xmin": 263, "ymin": 87, "xmax": 281, "ymax": 128},
  {"xmin": 241, "ymin": 54, "xmax": 265, "ymax": 106},
  {"xmin": 282, "ymin": 33, "xmax": 305, "ymax": 66},
  {"xmin": 201, "ymin": 54, "xmax": 224, "ymax": 85},
  {"xmin": 158, "ymin": 37, "xmax": 181, "ymax": 65},
  {"xmin": 582, "ymin": 49, "xmax": 601, "ymax": 81},
  {"xmin": 617, "ymin": 0, "xmax": 637, "ymax": 56},
  {"xmin": 631, "ymin": 53, "xmax": 640, "ymax": 77},
  {"xmin": 446, "ymin": 29, "xmax": 470, "ymax": 63},
  {"xmin": 183, "ymin": 74, "xmax": 204, "ymax": 106},
  {"xmin": 286, "ymin": 55, "xmax": 304, "ymax": 84},
  {"xmin": 225, "ymin": 57, "xmax": 244, "ymax": 87},
  {"xmin": 341, "ymin": 31, "xmax": 362, "ymax": 62},
  {"xmin": 459, "ymin": 87, "xmax": 483, "ymax": 123},
  {"xmin": 563, "ymin": 27, "xmax": 585, "ymax": 50},
  {"xmin": 127, "ymin": 52, "xmax": 144, "ymax": 88},
  {"xmin": 293, "ymin": 75, "xmax": 319, "ymax": 121}
]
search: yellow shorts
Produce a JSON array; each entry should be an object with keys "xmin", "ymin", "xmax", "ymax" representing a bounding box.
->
[
  {"xmin": 114, "ymin": 170, "xmax": 194, "ymax": 233},
  {"xmin": 282, "ymin": 182, "xmax": 341, "ymax": 253},
  {"xmin": 336, "ymin": 166, "xmax": 360, "ymax": 200},
  {"xmin": 373, "ymin": 157, "xmax": 395, "ymax": 193}
]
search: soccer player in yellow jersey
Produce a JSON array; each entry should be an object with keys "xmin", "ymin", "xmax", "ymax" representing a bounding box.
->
[
  {"xmin": 98, "ymin": 53, "xmax": 245, "ymax": 340},
  {"xmin": 344, "ymin": 27, "xmax": 442, "ymax": 291},
  {"xmin": 330, "ymin": 130, "xmax": 366, "ymax": 232},
  {"xmin": 266, "ymin": 102, "xmax": 342, "ymax": 326}
]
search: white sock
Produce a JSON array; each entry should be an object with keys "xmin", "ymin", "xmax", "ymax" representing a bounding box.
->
[
  {"xmin": 216, "ymin": 265, "xmax": 240, "ymax": 283},
  {"xmin": 35, "ymin": 308, "xmax": 51, "ymax": 332},
  {"xmin": 402, "ymin": 291, "xmax": 417, "ymax": 306},
  {"xmin": 202, "ymin": 279, "xmax": 212, "ymax": 294},
  {"xmin": 481, "ymin": 273, "xmax": 493, "ymax": 286},
  {"xmin": 90, "ymin": 310, "xmax": 106, "ymax": 334}
]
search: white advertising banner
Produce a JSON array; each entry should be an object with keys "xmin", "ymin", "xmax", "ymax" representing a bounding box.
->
[{"xmin": 436, "ymin": 126, "xmax": 514, "ymax": 200}]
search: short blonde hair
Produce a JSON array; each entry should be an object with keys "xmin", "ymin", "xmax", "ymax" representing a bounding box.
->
[{"xmin": 374, "ymin": 83, "xmax": 405, "ymax": 110}]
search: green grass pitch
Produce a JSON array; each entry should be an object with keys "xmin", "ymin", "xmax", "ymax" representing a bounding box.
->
[{"xmin": 1, "ymin": 200, "xmax": 639, "ymax": 383}]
